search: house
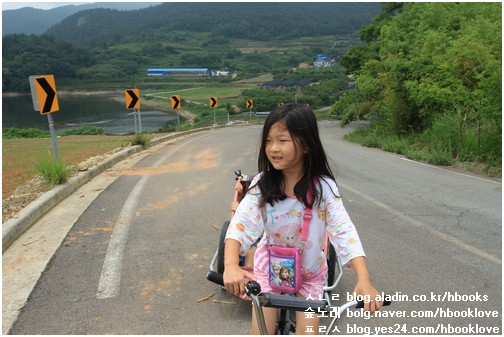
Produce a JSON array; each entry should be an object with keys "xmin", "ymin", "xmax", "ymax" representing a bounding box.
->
[
  {"xmin": 314, "ymin": 60, "xmax": 333, "ymax": 68},
  {"xmin": 313, "ymin": 54, "xmax": 334, "ymax": 67},
  {"xmin": 213, "ymin": 70, "xmax": 230, "ymax": 77}
]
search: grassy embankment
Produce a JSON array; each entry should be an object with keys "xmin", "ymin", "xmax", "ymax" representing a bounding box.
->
[{"xmin": 3, "ymin": 134, "xmax": 148, "ymax": 199}]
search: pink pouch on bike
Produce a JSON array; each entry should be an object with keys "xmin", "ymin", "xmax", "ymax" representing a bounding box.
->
[
  {"xmin": 267, "ymin": 185, "xmax": 314, "ymax": 294},
  {"xmin": 268, "ymin": 245, "xmax": 302, "ymax": 294}
]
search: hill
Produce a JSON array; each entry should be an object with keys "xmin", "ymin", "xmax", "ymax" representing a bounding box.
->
[
  {"xmin": 1, "ymin": 2, "xmax": 161, "ymax": 36},
  {"xmin": 46, "ymin": 3, "xmax": 380, "ymax": 47}
]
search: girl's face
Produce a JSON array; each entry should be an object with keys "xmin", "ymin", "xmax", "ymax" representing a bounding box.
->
[
  {"xmin": 265, "ymin": 121, "xmax": 306, "ymax": 175},
  {"xmin": 281, "ymin": 269, "xmax": 290, "ymax": 279}
]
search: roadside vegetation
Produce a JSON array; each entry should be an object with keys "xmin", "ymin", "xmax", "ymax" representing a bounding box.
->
[
  {"xmin": 130, "ymin": 133, "xmax": 150, "ymax": 148},
  {"xmin": 2, "ymin": 129, "xmax": 168, "ymax": 199},
  {"xmin": 332, "ymin": 2, "xmax": 501, "ymax": 176},
  {"xmin": 3, "ymin": 125, "xmax": 105, "ymax": 139},
  {"xmin": 35, "ymin": 156, "xmax": 72, "ymax": 187}
]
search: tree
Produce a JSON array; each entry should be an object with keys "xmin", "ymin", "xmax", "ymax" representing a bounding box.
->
[{"xmin": 334, "ymin": 2, "xmax": 502, "ymax": 165}]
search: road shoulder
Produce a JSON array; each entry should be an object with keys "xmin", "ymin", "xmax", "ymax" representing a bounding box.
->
[{"xmin": 1, "ymin": 144, "xmax": 155, "ymax": 334}]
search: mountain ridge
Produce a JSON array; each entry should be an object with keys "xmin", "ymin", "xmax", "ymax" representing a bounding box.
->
[
  {"xmin": 2, "ymin": 2, "xmax": 162, "ymax": 36},
  {"xmin": 45, "ymin": 3, "xmax": 381, "ymax": 46}
]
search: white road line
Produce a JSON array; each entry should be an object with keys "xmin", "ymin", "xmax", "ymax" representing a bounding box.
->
[
  {"xmin": 340, "ymin": 182, "xmax": 501, "ymax": 266},
  {"xmin": 399, "ymin": 157, "xmax": 501, "ymax": 185},
  {"xmin": 96, "ymin": 176, "xmax": 149, "ymax": 299},
  {"xmin": 95, "ymin": 132, "xmax": 212, "ymax": 300}
]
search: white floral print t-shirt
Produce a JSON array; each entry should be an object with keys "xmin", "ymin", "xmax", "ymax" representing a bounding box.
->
[{"xmin": 226, "ymin": 174, "xmax": 365, "ymax": 278}]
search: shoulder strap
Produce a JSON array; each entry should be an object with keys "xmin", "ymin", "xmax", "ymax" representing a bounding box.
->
[{"xmin": 300, "ymin": 183, "xmax": 314, "ymax": 241}]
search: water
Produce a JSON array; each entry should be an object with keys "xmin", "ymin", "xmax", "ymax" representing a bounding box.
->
[{"xmin": 2, "ymin": 94, "xmax": 178, "ymax": 135}]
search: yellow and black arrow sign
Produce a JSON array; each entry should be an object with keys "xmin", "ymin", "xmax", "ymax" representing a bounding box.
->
[
  {"xmin": 170, "ymin": 95, "xmax": 181, "ymax": 109},
  {"xmin": 246, "ymin": 100, "xmax": 254, "ymax": 109},
  {"xmin": 35, "ymin": 75, "xmax": 59, "ymax": 115},
  {"xmin": 210, "ymin": 97, "xmax": 218, "ymax": 108},
  {"xmin": 125, "ymin": 89, "xmax": 140, "ymax": 109}
]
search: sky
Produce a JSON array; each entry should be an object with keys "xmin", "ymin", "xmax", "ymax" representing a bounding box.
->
[
  {"xmin": 1, "ymin": 1, "xmax": 179, "ymax": 11},
  {"xmin": 2, "ymin": 0, "xmax": 294, "ymax": 11},
  {"xmin": 2, "ymin": 2, "xmax": 92, "ymax": 10}
]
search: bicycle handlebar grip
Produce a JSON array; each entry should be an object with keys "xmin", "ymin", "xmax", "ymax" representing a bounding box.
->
[
  {"xmin": 355, "ymin": 297, "xmax": 392, "ymax": 309},
  {"xmin": 207, "ymin": 271, "xmax": 224, "ymax": 286},
  {"xmin": 206, "ymin": 271, "xmax": 262, "ymax": 296}
]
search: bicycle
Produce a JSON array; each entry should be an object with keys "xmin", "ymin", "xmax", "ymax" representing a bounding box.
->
[{"xmin": 207, "ymin": 270, "xmax": 391, "ymax": 335}]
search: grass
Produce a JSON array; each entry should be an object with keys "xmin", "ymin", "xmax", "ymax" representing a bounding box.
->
[
  {"xmin": 35, "ymin": 156, "xmax": 72, "ymax": 187},
  {"xmin": 2, "ymin": 133, "xmax": 167, "ymax": 199},
  {"xmin": 344, "ymin": 126, "xmax": 501, "ymax": 176},
  {"xmin": 130, "ymin": 133, "xmax": 150, "ymax": 148}
]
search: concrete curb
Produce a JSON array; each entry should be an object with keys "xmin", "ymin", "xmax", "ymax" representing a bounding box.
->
[{"xmin": 2, "ymin": 126, "xmax": 217, "ymax": 252}]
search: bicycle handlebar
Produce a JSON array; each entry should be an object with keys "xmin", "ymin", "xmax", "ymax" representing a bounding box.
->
[
  {"xmin": 206, "ymin": 270, "xmax": 391, "ymax": 311},
  {"xmin": 207, "ymin": 270, "xmax": 327, "ymax": 311}
]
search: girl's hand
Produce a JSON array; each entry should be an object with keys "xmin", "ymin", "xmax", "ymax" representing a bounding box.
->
[
  {"xmin": 349, "ymin": 256, "xmax": 383, "ymax": 313},
  {"xmin": 352, "ymin": 280, "xmax": 383, "ymax": 314},
  {"xmin": 223, "ymin": 264, "xmax": 256, "ymax": 296}
]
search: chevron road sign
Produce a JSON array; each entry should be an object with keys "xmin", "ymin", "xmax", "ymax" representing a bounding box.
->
[
  {"xmin": 210, "ymin": 97, "xmax": 218, "ymax": 108},
  {"xmin": 171, "ymin": 95, "xmax": 181, "ymax": 109},
  {"xmin": 125, "ymin": 89, "xmax": 140, "ymax": 109},
  {"xmin": 32, "ymin": 75, "xmax": 59, "ymax": 115}
]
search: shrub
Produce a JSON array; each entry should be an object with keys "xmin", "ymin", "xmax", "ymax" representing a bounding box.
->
[
  {"xmin": 36, "ymin": 156, "xmax": 72, "ymax": 186},
  {"xmin": 130, "ymin": 133, "xmax": 150, "ymax": 148},
  {"xmin": 380, "ymin": 136, "xmax": 406, "ymax": 155},
  {"xmin": 2, "ymin": 128, "xmax": 50, "ymax": 139}
]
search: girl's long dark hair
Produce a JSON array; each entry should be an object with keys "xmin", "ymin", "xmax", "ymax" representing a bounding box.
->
[{"xmin": 255, "ymin": 103, "xmax": 335, "ymax": 208}]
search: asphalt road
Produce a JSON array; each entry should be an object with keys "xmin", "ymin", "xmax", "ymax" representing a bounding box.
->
[{"xmin": 6, "ymin": 122, "xmax": 502, "ymax": 334}]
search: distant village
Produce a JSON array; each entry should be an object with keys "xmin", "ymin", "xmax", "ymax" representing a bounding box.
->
[
  {"xmin": 147, "ymin": 54, "xmax": 334, "ymax": 78},
  {"xmin": 146, "ymin": 54, "xmax": 336, "ymax": 90},
  {"xmin": 298, "ymin": 54, "xmax": 335, "ymax": 69}
]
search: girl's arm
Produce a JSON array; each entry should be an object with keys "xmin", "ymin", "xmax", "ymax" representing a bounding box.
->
[
  {"xmin": 350, "ymin": 256, "xmax": 383, "ymax": 313},
  {"xmin": 223, "ymin": 238, "xmax": 255, "ymax": 296}
]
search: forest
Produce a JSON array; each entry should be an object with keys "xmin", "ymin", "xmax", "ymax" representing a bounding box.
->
[
  {"xmin": 333, "ymin": 2, "xmax": 501, "ymax": 170},
  {"xmin": 44, "ymin": 3, "xmax": 380, "ymax": 46}
]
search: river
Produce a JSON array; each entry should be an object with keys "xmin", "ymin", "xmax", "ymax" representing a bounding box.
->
[{"xmin": 2, "ymin": 94, "xmax": 178, "ymax": 135}]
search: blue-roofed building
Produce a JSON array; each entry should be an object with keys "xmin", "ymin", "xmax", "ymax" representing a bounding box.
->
[{"xmin": 147, "ymin": 68, "xmax": 212, "ymax": 77}]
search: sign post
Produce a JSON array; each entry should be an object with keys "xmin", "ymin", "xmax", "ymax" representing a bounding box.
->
[
  {"xmin": 246, "ymin": 100, "xmax": 254, "ymax": 119},
  {"xmin": 29, "ymin": 75, "xmax": 60, "ymax": 160},
  {"xmin": 126, "ymin": 88, "xmax": 141, "ymax": 133},
  {"xmin": 170, "ymin": 95, "xmax": 181, "ymax": 126},
  {"xmin": 210, "ymin": 97, "xmax": 218, "ymax": 126}
]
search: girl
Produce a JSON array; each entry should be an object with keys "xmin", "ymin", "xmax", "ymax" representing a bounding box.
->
[{"xmin": 224, "ymin": 104, "xmax": 382, "ymax": 334}]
